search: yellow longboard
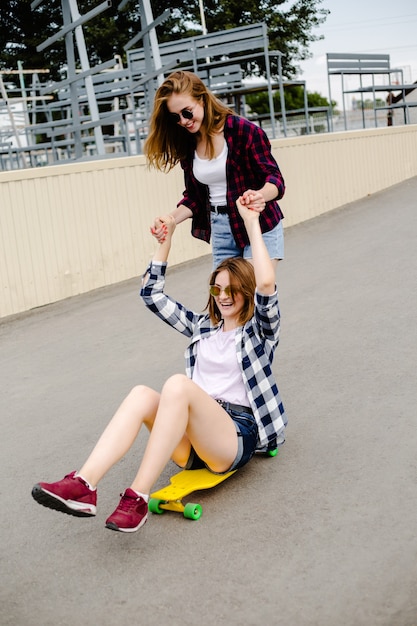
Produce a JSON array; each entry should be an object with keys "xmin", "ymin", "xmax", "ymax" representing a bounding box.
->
[{"xmin": 148, "ymin": 468, "xmax": 237, "ymax": 520}]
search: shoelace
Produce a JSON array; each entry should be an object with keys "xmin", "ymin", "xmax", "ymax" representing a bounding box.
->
[{"xmin": 117, "ymin": 492, "xmax": 141, "ymax": 512}]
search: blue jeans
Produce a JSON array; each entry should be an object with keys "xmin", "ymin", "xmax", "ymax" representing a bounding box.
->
[
  {"xmin": 211, "ymin": 212, "xmax": 284, "ymax": 269},
  {"xmin": 184, "ymin": 405, "xmax": 258, "ymax": 473}
]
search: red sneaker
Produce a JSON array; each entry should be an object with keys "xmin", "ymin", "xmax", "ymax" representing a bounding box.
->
[
  {"xmin": 32, "ymin": 471, "xmax": 97, "ymax": 517},
  {"xmin": 105, "ymin": 488, "xmax": 148, "ymax": 533}
]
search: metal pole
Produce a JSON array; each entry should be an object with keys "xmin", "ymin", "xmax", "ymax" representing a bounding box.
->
[
  {"xmin": 62, "ymin": 0, "xmax": 83, "ymax": 158},
  {"xmin": 277, "ymin": 54, "xmax": 286, "ymax": 137},
  {"xmin": 198, "ymin": 0, "xmax": 207, "ymax": 35},
  {"xmin": 17, "ymin": 61, "xmax": 33, "ymax": 147},
  {"xmin": 141, "ymin": 0, "xmax": 163, "ymax": 86},
  {"xmin": 263, "ymin": 26, "xmax": 276, "ymax": 139},
  {"xmin": 67, "ymin": 0, "xmax": 105, "ymax": 155}
]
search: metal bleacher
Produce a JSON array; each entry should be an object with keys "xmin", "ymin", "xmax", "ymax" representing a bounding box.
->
[
  {"xmin": 1, "ymin": 17, "xmax": 291, "ymax": 169},
  {"xmin": 127, "ymin": 22, "xmax": 282, "ymax": 138},
  {"xmin": 2, "ymin": 1, "xmax": 346, "ymax": 169},
  {"xmin": 326, "ymin": 52, "xmax": 417, "ymax": 130}
]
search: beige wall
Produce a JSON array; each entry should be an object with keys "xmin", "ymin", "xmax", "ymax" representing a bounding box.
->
[{"xmin": 1, "ymin": 124, "xmax": 417, "ymax": 319}]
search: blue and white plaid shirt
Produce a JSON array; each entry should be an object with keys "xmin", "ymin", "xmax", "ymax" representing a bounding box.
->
[{"xmin": 140, "ymin": 261, "xmax": 287, "ymax": 447}]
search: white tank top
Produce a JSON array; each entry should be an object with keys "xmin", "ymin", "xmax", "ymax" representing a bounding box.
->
[
  {"xmin": 193, "ymin": 139, "xmax": 228, "ymax": 206},
  {"xmin": 192, "ymin": 328, "xmax": 249, "ymax": 406}
]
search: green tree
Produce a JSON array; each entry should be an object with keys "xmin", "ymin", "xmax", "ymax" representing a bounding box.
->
[
  {"xmin": 246, "ymin": 85, "xmax": 335, "ymax": 115},
  {"xmin": 0, "ymin": 1, "xmax": 63, "ymax": 79},
  {"xmin": 1, "ymin": 0, "xmax": 328, "ymax": 83},
  {"xmin": 150, "ymin": 0, "xmax": 329, "ymax": 79},
  {"xmin": 0, "ymin": 1, "xmax": 140, "ymax": 82}
]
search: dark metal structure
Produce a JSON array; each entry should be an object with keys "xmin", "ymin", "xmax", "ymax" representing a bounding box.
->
[{"xmin": 1, "ymin": 2, "xmax": 336, "ymax": 169}]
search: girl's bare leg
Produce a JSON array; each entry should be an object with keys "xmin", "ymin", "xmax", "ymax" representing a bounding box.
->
[
  {"xmin": 77, "ymin": 385, "xmax": 160, "ymax": 487},
  {"xmin": 130, "ymin": 374, "xmax": 238, "ymax": 495}
]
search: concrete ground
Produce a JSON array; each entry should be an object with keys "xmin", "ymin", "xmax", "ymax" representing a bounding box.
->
[{"xmin": 1, "ymin": 177, "xmax": 416, "ymax": 626}]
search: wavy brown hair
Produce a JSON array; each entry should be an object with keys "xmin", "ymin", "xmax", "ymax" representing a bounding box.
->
[
  {"xmin": 206, "ymin": 257, "xmax": 256, "ymax": 326},
  {"xmin": 144, "ymin": 70, "xmax": 234, "ymax": 171}
]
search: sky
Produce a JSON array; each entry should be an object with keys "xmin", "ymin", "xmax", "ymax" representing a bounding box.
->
[{"xmin": 296, "ymin": 0, "xmax": 417, "ymax": 107}]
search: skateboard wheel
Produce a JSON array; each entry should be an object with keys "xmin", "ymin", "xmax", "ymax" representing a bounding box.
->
[
  {"xmin": 183, "ymin": 502, "xmax": 202, "ymax": 520},
  {"xmin": 267, "ymin": 448, "xmax": 278, "ymax": 457},
  {"xmin": 148, "ymin": 498, "xmax": 165, "ymax": 515}
]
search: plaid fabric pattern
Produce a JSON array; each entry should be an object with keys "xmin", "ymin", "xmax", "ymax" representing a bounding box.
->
[
  {"xmin": 178, "ymin": 115, "xmax": 285, "ymax": 249},
  {"xmin": 141, "ymin": 262, "xmax": 287, "ymax": 447}
]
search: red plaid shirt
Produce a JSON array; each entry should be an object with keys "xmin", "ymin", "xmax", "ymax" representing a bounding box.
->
[{"xmin": 177, "ymin": 115, "xmax": 285, "ymax": 248}]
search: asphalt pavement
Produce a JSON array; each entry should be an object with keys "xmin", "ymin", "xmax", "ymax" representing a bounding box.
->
[{"xmin": 1, "ymin": 177, "xmax": 416, "ymax": 626}]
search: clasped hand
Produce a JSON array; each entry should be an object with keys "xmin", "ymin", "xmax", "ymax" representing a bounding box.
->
[
  {"xmin": 236, "ymin": 197, "xmax": 260, "ymax": 225},
  {"xmin": 239, "ymin": 189, "xmax": 265, "ymax": 213},
  {"xmin": 150, "ymin": 214, "xmax": 176, "ymax": 244}
]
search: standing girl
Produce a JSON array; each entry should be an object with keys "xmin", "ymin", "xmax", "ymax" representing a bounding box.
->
[{"xmin": 145, "ymin": 70, "xmax": 285, "ymax": 269}]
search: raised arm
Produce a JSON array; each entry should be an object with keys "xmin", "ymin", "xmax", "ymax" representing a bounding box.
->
[{"xmin": 236, "ymin": 198, "xmax": 276, "ymax": 296}]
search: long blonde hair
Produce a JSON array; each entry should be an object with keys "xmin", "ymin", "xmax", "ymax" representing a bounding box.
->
[{"xmin": 144, "ymin": 70, "xmax": 234, "ymax": 171}]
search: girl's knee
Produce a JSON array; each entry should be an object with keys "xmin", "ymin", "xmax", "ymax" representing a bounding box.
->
[
  {"xmin": 126, "ymin": 385, "xmax": 158, "ymax": 410},
  {"xmin": 129, "ymin": 384, "xmax": 152, "ymax": 398},
  {"xmin": 162, "ymin": 374, "xmax": 189, "ymax": 396}
]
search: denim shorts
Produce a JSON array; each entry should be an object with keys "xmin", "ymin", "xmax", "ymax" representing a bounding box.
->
[
  {"xmin": 184, "ymin": 404, "xmax": 259, "ymax": 474},
  {"xmin": 211, "ymin": 211, "xmax": 284, "ymax": 269}
]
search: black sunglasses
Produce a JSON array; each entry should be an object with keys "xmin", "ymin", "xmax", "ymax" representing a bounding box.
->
[{"xmin": 168, "ymin": 107, "xmax": 195, "ymax": 124}]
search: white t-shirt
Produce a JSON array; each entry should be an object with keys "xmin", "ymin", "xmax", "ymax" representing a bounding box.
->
[
  {"xmin": 193, "ymin": 139, "xmax": 228, "ymax": 206},
  {"xmin": 192, "ymin": 328, "xmax": 249, "ymax": 406}
]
